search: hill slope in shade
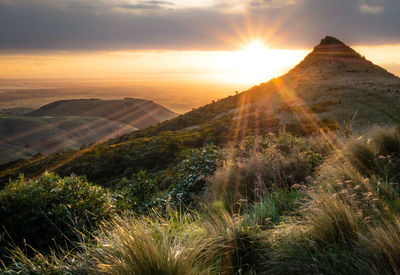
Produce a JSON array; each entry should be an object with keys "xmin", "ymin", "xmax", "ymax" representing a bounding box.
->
[
  {"xmin": 28, "ymin": 98, "xmax": 178, "ymax": 129},
  {"xmin": 0, "ymin": 98, "xmax": 177, "ymax": 165},
  {"xmin": 0, "ymin": 114, "xmax": 136, "ymax": 164},
  {"xmin": 1, "ymin": 36, "xmax": 400, "ymax": 186}
]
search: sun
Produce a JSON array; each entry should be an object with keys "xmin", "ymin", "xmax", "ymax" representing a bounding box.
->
[
  {"xmin": 232, "ymin": 40, "xmax": 273, "ymax": 83},
  {"xmin": 212, "ymin": 40, "xmax": 306, "ymax": 85},
  {"xmin": 241, "ymin": 40, "xmax": 269, "ymax": 58}
]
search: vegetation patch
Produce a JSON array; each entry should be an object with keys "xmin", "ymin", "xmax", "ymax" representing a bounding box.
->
[
  {"xmin": 285, "ymin": 118, "xmax": 339, "ymax": 136},
  {"xmin": 0, "ymin": 173, "xmax": 113, "ymax": 256}
]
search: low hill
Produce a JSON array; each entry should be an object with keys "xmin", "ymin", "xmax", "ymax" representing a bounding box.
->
[
  {"xmin": 0, "ymin": 98, "xmax": 177, "ymax": 165},
  {"xmin": 0, "ymin": 114, "xmax": 136, "ymax": 164},
  {"xmin": 28, "ymin": 98, "xmax": 178, "ymax": 129},
  {"xmin": 1, "ymin": 36, "xmax": 400, "ymax": 187}
]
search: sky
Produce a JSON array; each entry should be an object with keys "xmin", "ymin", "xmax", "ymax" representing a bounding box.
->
[{"xmin": 0, "ymin": 0, "xmax": 400, "ymax": 85}]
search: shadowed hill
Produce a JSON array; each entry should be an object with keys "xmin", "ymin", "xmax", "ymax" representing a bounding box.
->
[
  {"xmin": 1, "ymin": 36, "xmax": 400, "ymax": 187},
  {"xmin": 0, "ymin": 98, "xmax": 177, "ymax": 165},
  {"xmin": 0, "ymin": 114, "xmax": 136, "ymax": 165},
  {"xmin": 28, "ymin": 98, "xmax": 178, "ymax": 129}
]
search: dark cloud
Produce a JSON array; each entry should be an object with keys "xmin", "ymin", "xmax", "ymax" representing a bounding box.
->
[{"xmin": 0, "ymin": 0, "xmax": 399, "ymax": 51}]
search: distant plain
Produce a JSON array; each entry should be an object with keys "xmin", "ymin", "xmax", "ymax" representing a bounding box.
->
[{"xmin": 0, "ymin": 79, "xmax": 246, "ymax": 114}]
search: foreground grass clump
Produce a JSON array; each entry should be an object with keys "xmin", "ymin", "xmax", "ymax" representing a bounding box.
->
[
  {"xmin": 3, "ymin": 208, "xmax": 268, "ymax": 274},
  {"xmin": 0, "ymin": 173, "xmax": 113, "ymax": 257},
  {"xmin": 90, "ymin": 206, "xmax": 269, "ymax": 275},
  {"xmin": 90, "ymin": 211, "xmax": 218, "ymax": 275},
  {"xmin": 265, "ymin": 127, "xmax": 400, "ymax": 274},
  {"xmin": 207, "ymin": 133, "xmax": 321, "ymax": 211}
]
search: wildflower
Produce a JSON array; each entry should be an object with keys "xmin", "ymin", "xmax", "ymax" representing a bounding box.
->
[{"xmin": 292, "ymin": 183, "xmax": 302, "ymax": 190}]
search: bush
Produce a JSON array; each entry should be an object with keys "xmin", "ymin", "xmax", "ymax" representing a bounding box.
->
[
  {"xmin": 0, "ymin": 173, "xmax": 113, "ymax": 256},
  {"xmin": 116, "ymin": 170, "xmax": 158, "ymax": 213},
  {"xmin": 166, "ymin": 145, "xmax": 223, "ymax": 207}
]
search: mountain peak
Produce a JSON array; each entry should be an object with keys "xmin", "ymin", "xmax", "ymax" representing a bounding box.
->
[
  {"xmin": 286, "ymin": 36, "xmax": 394, "ymax": 78},
  {"xmin": 318, "ymin": 36, "xmax": 345, "ymax": 46}
]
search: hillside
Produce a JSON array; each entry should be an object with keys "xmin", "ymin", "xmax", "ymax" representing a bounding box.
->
[
  {"xmin": 1, "ymin": 36, "xmax": 400, "ymax": 187},
  {"xmin": 28, "ymin": 98, "xmax": 178, "ymax": 129},
  {"xmin": 0, "ymin": 98, "xmax": 177, "ymax": 165},
  {"xmin": 0, "ymin": 114, "xmax": 136, "ymax": 164}
]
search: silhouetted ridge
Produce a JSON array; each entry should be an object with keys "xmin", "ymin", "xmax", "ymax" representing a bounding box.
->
[{"xmin": 319, "ymin": 36, "xmax": 345, "ymax": 46}]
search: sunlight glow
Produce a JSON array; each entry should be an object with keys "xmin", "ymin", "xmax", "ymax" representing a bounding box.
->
[
  {"xmin": 242, "ymin": 41, "xmax": 269, "ymax": 56},
  {"xmin": 0, "ymin": 47, "xmax": 309, "ymax": 86},
  {"xmin": 216, "ymin": 40, "xmax": 308, "ymax": 84}
]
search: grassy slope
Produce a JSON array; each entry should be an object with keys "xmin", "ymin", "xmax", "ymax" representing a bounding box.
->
[
  {"xmin": 6, "ymin": 127, "xmax": 400, "ymax": 274},
  {"xmin": 1, "ymin": 38, "xmax": 400, "ymax": 187}
]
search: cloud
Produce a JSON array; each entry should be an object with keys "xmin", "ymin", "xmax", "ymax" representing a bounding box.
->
[
  {"xmin": 359, "ymin": 0, "xmax": 383, "ymax": 14},
  {"xmin": 117, "ymin": 1, "xmax": 174, "ymax": 11},
  {"xmin": 0, "ymin": 0, "xmax": 399, "ymax": 51},
  {"xmin": 248, "ymin": 0, "xmax": 296, "ymax": 9}
]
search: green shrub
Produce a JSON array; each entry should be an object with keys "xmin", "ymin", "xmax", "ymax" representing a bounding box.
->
[
  {"xmin": 166, "ymin": 145, "xmax": 223, "ymax": 206},
  {"xmin": 116, "ymin": 170, "xmax": 157, "ymax": 213},
  {"xmin": 0, "ymin": 173, "xmax": 113, "ymax": 255}
]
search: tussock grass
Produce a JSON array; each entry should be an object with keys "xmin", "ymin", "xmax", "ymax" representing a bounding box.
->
[
  {"xmin": 89, "ymin": 211, "xmax": 219, "ymax": 275},
  {"xmin": 306, "ymin": 193, "xmax": 361, "ymax": 247},
  {"xmin": 7, "ymin": 127, "xmax": 400, "ymax": 274}
]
